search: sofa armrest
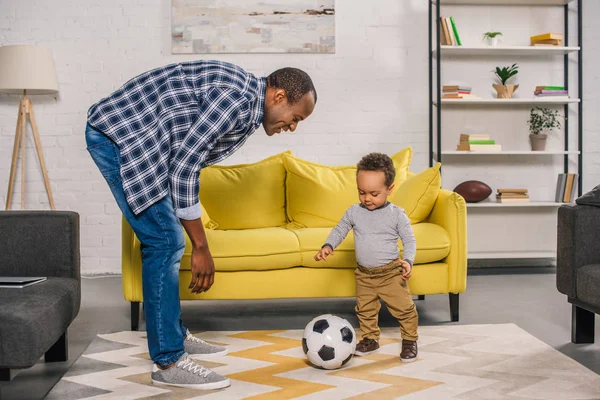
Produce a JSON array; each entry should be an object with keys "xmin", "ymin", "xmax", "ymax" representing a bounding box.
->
[
  {"xmin": 122, "ymin": 216, "xmax": 144, "ymax": 302},
  {"xmin": 0, "ymin": 211, "xmax": 80, "ymax": 280},
  {"xmin": 557, "ymin": 203, "xmax": 600, "ymax": 298},
  {"xmin": 425, "ymin": 189, "xmax": 467, "ymax": 293}
]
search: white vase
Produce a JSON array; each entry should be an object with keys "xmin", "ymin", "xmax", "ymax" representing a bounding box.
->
[{"xmin": 486, "ymin": 37, "xmax": 499, "ymax": 46}]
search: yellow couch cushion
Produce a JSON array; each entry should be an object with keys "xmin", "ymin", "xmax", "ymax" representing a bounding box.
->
[
  {"xmin": 199, "ymin": 152, "xmax": 290, "ymax": 230},
  {"xmin": 283, "ymin": 147, "xmax": 412, "ymax": 228},
  {"xmin": 291, "ymin": 222, "xmax": 450, "ymax": 268},
  {"xmin": 200, "ymin": 203, "xmax": 218, "ymax": 229},
  {"xmin": 181, "ymin": 227, "xmax": 302, "ymax": 272},
  {"xmin": 391, "ymin": 163, "xmax": 441, "ymax": 224}
]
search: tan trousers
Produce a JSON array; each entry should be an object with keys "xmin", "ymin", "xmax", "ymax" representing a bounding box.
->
[{"xmin": 355, "ymin": 260, "xmax": 419, "ymax": 341}]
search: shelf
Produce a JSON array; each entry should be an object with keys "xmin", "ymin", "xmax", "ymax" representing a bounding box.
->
[
  {"xmin": 435, "ymin": 0, "xmax": 574, "ymax": 5},
  {"xmin": 436, "ymin": 150, "xmax": 580, "ymax": 156},
  {"xmin": 467, "ymin": 251, "xmax": 556, "ymax": 259},
  {"xmin": 466, "ymin": 201, "xmax": 565, "ymax": 208},
  {"xmin": 433, "ymin": 45, "xmax": 580, "ymax": 57},
  {"xmin": 434, "ymin": 98, "xmax": 580, "ymax": 106}
]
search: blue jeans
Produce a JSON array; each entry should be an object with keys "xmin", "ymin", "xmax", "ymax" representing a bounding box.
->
[{"xmin": 85, "ymin": 123, "xmax": 186, "ymax": 366}]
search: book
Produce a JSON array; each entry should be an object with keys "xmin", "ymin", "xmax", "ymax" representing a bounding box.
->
[
  {"xmin": 535, "ymin": 90, "xmax": 568, "ymax": 95},
  {"xmin": 496, "ymin": 197, "xmax": 530, "ymax": 204},
  {"xmin": 536, "ymin": 86, "xmax": 565, "ymax": 91},
  {"xmin": 440, "ymin": 17, "xmax": 452, "ymax": 45},
  {"xmin": 456, "ymin": 144, "xmax": 502, "ymax": 151},
  {"xmin": 563, "ymin": 173, "xmax": 575, "ymax": 202},
  {"xmin": 449, "ymin": 16, "xmax": 462, "ymax": 46},
  {"xmin": 530, "ymin": 33, "xmax": 564, "ymax": 42},
  {"xmin": 497, "ymin": 188, "xmax": 528, "ymax": 194},
  {"xmin": 467, "ymin": 140, "xmax": 495, "ymax": 144},
  {"xmin": 555, "ymin": 173, "xmax": 567, "ymax": 202},
  {"xmin": 0, "ymin": 276, "xmax": 47, "ymax": 288},
  {"xmin": 460, "ymin": 134, "xmax": 490, "ymax": 140}
]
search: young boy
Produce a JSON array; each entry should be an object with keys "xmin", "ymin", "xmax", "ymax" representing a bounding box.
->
[{"xmin": 314, "ymin": 152, "xmax": 419, "ymax": 362}]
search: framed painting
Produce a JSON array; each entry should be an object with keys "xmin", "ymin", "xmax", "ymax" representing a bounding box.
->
[{"xmin": 172, "ymin": 0, "xmax": 335, "ymax": 54}]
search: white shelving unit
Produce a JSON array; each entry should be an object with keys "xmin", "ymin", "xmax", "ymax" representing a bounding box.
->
[{"xmin": 429, "ymin": 0, "xmax": 582, "ymax": 259}]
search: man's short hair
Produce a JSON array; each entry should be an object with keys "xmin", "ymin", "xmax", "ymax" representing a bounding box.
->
[
  {"xmin": 267, "ymin": 67, "xmax": 317, "ymax": 105},
  {"xmin": 357, "ymin": 153, "xmax": 396, "ymax": 187}
]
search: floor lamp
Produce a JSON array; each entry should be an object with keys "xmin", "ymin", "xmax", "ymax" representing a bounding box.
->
[{"xmin": 0, "ymin": 45, "xmax": 58, "ymax": 210}]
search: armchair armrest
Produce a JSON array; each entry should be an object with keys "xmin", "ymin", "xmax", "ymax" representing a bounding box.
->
[
  {"xmin": 557, "ymin": 203, "xmax": 600, "ymax": 298},
  {"xmin": 0, "ymin": 211, "xmax": 80, "ymax": 280},
  {"xmin": 426, "ymin": 189, "xmax": 467, "ymax": 293}
]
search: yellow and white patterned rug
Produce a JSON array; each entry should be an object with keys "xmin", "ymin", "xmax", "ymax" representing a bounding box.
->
[{"xmin": 47, "ymin": 324, "xmax": 600, "ymax": 399}]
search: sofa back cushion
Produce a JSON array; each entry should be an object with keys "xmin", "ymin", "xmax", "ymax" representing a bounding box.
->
[
  {"xmin": 390, "ymin": 163, "xmax": 441, "ymax": 224},
  {"xmin": 199, "ymin": 151, "xmax": 289, "ymax": 230},
  {"xmin": 283, "ymin": 147, "xmax": 412, "ymax": 227}
]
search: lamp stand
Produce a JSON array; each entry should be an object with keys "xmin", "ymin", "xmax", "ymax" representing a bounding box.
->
[{"xmin": 5, "ymin": 90, "xmax": 55, "ymax": 210}]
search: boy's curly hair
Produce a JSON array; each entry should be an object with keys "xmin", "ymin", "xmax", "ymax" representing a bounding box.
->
[{"xmin": 356, "ymin": 153, "xmax": 396, "ymax": 187}]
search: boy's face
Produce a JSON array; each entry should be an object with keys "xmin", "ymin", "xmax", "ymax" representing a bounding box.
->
[{"xmin": 356, "ymin": 170, "xmax": 394, "ymax": 210}]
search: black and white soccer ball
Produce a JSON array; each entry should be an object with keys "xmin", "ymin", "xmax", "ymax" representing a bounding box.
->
[{"xmin": 302, "ymin": 314, "xmax": 357, "ymax": 370}]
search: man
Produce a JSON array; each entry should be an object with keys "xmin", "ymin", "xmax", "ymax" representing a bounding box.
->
[{"xmin": 85, "ymin": 60, "xmax": 316, "ymax": 390}]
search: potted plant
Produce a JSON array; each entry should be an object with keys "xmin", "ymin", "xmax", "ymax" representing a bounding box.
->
[
  {"xmin": 483, "ymin": 31, "xmax": 502, "ymax": 46},
  {"xmin": 492, "ymin": 63, "xmax": 519, "ymax": 98},
  {"xmin": 527, "ymin": 107, "xmax": 563, "ymax": 151}
]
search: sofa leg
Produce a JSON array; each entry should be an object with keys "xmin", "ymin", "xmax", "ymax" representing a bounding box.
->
[
  {"xmin": 449, "ymin": 294, "xmax": 459, "ymax": 322},
  {"xmin": 572, "ymin": 305, "xmax": 595, "ymax": 344},
  {"xmin": 131, "ymin": 302, "xmax": 140, "ymax": 331},
  {"xmin": 45, "ymin": 332, "xmax": 68, "ymax": 362},
  {"xmin": 417, "ymin": 295, "xmax": 425, "ymax": 300},
  {"xmin": 0, "ymin": 368, "xmax": 16, "ymax": 381}
]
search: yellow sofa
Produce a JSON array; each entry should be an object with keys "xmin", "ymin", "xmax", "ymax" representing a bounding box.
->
[{"xmin": 122, "ymin": 147, "xmax": 467, "ymax": 330}]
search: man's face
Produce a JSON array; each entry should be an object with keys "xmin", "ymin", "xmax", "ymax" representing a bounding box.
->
[
  {"xmin": 262, "ymin": 89, "xmax": 315, "ymax": 136},
  {"xmin": 356, "ymin": 170, "xmax": 394, "ymax": 211}
]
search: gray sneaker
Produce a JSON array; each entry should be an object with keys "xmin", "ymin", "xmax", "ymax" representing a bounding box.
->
[
  {"xmin": 152, "ymin": 353, "xmax": 230, "ymax": 390},
  {"xmin": 184, "ymin": 329, "xmax": 228, "ymax": 358}
]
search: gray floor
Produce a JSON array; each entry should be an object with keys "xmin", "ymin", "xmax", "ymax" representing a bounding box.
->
[{"xmin": 1, "ymin": 268, "xmax": 599, "ymax": 400}]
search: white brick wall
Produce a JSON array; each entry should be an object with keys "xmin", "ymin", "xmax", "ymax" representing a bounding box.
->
[{"xmin": 0, "ymin": 0, "xmax": 598, "ymax": 274}]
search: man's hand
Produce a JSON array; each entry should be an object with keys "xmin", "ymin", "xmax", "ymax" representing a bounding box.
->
[
  {"xmin": 399, "ymin": 259, "xmax": 412, "ymax": 280},
  {"xmin": 189, "ymin": 247, "xmax": 215, "ymax": 294},
  {"xmin": 180, "ymin": 217, "xmax": 215, "ymax": 294},
  {"xmin": 314, "ymin": 245, "xmax": 334, "ymax": 261}
]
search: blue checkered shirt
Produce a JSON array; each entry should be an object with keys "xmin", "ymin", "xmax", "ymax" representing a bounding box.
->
[{"xmin": 87, "ymin": 60, "xmax": 266, "ymax": 220}]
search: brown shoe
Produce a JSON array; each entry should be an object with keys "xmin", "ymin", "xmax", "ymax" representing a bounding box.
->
[
  {"xmin": 400, "ymin": 340, "xmax": 418, "ymax": 363},
  {"xmin": 355, "ymin": 338, "xmax": 379, "ymax": 356}
]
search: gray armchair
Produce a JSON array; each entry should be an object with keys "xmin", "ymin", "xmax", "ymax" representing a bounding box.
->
[
  {"xmin": 557, "ymin": 186, "xmax": 600, "ymax": 344},
  {"xmin": 0, "ymin": 211, "xmax": 81, "ymax": 381}
]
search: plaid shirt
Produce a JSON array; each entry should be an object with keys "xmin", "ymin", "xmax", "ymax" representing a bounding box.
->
[{"xmin": 87, "ymin": 60, "xmax": 266, "ymax": 220}]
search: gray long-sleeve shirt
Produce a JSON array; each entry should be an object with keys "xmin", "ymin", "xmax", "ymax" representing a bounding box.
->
[{"xmin": 324, "ymin": 202, "xmax": 417, "ymax": 268}]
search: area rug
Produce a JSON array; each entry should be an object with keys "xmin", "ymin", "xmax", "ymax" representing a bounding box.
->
[{"xmin": 46, "ymin": 324, "xmax": 600, "ymax": 399}]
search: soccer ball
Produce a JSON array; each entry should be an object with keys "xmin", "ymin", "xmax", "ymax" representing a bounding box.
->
[{"xmin": 302, "ymin": 314, "xmax": 357, "ymax": 370}]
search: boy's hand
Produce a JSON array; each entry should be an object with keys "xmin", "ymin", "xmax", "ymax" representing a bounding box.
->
[
  {"xmin": 399, "ymin": 259, "xmax": 412, "ymax": 280},
  {"xmin": 314, "ymin": 245, "xmax": 334, "ymax": 261}
]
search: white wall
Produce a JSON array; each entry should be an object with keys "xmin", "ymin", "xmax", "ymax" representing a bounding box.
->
[{"xmin": 0, "ymin": 0, "xmax": 597, "ymax": 274}]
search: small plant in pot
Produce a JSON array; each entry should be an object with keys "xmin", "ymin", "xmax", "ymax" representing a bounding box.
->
[
  {"xmin": 483, "ymin": 31, "xmax": 502, "ymax": 46},
  {"xmin": 527, "ymin": 107, "xmax": 563, "ymax": 151},
  {"xmin": 492, "ymin": 63, "xmax": 519, "ymax": 98}
]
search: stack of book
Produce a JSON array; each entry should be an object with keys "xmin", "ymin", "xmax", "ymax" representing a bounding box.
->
[
  {"xmin": 443, "ymin": 84, "xmax": 479, "ymax": 100},
  {"xmin": 439, "ymin": 16, "xmax": 462, "ymax": 46},
  {"xmin": 555, "ymin": 173, "xmax": 578, "ymax": 203},
  {"xmin": 534, "ymin": 85, "xmax": 569, "ymax": 99},
  {"xmin": 530, "ymin": 33, "xmax": 564, "ymax": 47},
  {"xmin": 456, "ymin": 134, "xmax": 502, "ymax": 152},
  {"xmin": 496, "ymin": 189, "xmax": 529, "ymax": 203}
]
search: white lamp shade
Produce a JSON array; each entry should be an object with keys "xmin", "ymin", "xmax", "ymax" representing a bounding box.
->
[{"xmin": 0, "ymin": 45, "xmax": 59, "ymax": 95}]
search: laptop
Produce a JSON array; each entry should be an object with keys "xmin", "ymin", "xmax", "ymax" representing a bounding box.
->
[{"xmin": 0, "ymin": 277, "xmax": 47, "ymax": 288}]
